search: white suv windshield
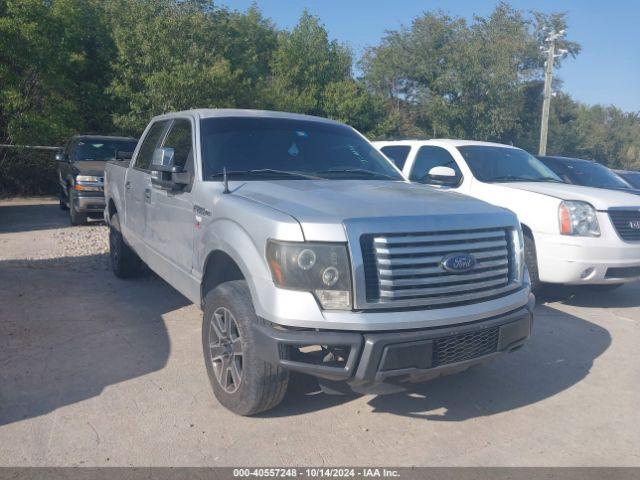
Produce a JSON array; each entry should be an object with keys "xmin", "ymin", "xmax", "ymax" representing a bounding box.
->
[{"xmin": 459, "ymin": 146, "xmax": 563, "ymax": 183}]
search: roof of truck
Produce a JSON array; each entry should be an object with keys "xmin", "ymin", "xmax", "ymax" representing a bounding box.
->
[
  {"xmin": 373, "ymin": 139, "xmax": 519, "ymax": 149},
  {"xmin": 152, "ymin": 108, "xmax": 344, "ymax": 126}
]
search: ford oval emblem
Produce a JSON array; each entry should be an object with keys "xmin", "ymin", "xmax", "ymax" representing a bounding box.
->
[{"xmin": 441, "ymin": 253, "xmax": 477, "ymax": 273}]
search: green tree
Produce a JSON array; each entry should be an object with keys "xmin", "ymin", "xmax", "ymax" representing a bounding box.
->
[
  {"xmin": 107, "ymin": 0, "xmax": 244, "ymax": 133},
  {"xmin": 321, "ymin": 80, "xmax": 386, "ymax": 135},
  {"xmin": 0, "ymin": 0, "xmax": 116, "ymax": 145},
  {"xmin": 268, "ymin": 11, "xmax": 351, "ymax": 115},
  {"xmin": 360, "ymin": 3, "xmax": 580, "ymax": 144}
]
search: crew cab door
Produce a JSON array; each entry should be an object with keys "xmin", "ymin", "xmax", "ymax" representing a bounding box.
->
[
  {"xmin": 146, "ymin": 118, "xmax": 197, "ymax": 276},
  {"xmin": 124, "ymin": 120, "xmax": 171, "ymax": 253}
]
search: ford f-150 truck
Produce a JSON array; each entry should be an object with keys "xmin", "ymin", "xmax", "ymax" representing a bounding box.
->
[
  {"xmin": 375, "ymin": 139, "xmax": 640, "ymax": 293},
  {"xmin": 104, "ymin": 110, "xmax": 534, "ymax": 415}
]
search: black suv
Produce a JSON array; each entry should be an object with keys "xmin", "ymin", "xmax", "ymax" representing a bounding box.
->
[{"xmin": 57, "ymin": 135, "xmax": 138, "ymax": 225}]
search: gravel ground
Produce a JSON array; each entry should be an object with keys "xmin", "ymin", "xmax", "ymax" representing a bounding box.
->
[
  {"xmin": 26, "ymin": 225, "xmax": 110, "ymax": 271},
  {"xmin": 0, "ymin": 197, "xmax": 109, "ymax": 272},
  {"xmin": 1, "ymin": 197, "xmax": 639, "ymax": 467}
]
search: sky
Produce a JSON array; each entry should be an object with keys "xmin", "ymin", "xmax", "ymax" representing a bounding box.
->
[{"xmin": 218, "ymin": 0, "xmax": 640, "ymax": 112}]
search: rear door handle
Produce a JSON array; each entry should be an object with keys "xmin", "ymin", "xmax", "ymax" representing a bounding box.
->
[{"xmin": 125, "ymin": 181, "xmax": 131, "ymax": 190}]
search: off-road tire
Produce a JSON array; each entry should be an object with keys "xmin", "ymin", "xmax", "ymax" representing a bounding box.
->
[
  {"xmin": 109, "ymin": 212, "xmax": 142, "ymax": 278},
  {"xmin": 202, "ymin": 280, "xmax": 289, "ymax": 416},
  {"xmin": 524, "ymin": 233, "xmax": 540, "ymax": 294},
  {"xmin": 69, "ymin": 194, "xmax": 87, "ymax": 225}
]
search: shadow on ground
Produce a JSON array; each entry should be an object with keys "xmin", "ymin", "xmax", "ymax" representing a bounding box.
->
[
  {"xmin": 0, "ymin": 202, "xmax": 103, "ymax": 234},
  {"xmin": 0, "ymin": 256, "xmax": 189, "ymax": 426},
  {"xmin": 0, "ymin": 202, "xmax": 67, "ymax": 233},
  {"xmin": 0, "ymin": 253, "xmax": 110, "ymax": 272},
  {"xmin": 266, "ymin": 304, "xmax": 611, "ymax": 419},
  {"xmin": 557, "ymin": 283, "xmax": 640, "ymax": 309}
]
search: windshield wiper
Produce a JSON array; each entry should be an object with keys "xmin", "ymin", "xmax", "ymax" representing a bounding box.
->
[
  {"xmin": 314, "ymin": 168, "xmax": 399, "ymax": 180},
  {"xmin": 208, "ymin": 169, "xmax": 322, "ymax": 180}
]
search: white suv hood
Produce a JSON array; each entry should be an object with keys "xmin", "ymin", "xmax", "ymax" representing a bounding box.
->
[{"xmin": 500, "ymin": 182, "xmax": 640, "ymax": 210}]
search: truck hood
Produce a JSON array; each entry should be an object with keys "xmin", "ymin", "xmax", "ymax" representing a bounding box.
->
[
  {"xmin": 234, "ymin": 180, "xmax": 513, "ymax": 240},
  {"xmin": 72, "ymin": 160, "xmax": 107, "ymax": 177},
  {"xmin": 498, "ymin": 182, "xmax": 640, "ymax": 210}
]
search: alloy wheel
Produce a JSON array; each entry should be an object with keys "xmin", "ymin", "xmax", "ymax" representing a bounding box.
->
[{"xmin": 208, "ymin": 307, "xmax": 243, "ymax": 393}]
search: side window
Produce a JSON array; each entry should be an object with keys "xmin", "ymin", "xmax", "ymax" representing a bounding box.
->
[
  {"xmin": 409, "ymin": 146, "xmax": 462, "ymax": 185},
  {"xmin": 380, "ymin": 145, "xmax": 411, "ymax": 170},
  {"xmin": 135, "ymin": 121, "xmax": 169, "ymax": 171},
  {"xmin": 162, "ymin": 119, "xmax": 193, "ymax": 170}
]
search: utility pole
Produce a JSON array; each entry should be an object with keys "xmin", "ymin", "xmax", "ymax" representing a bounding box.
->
[{"xmin": 538, "ymin": 30, "xmax": 567, "ymax": 155}]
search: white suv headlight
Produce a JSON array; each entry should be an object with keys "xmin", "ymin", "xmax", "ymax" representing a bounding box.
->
[{"xmin": 559, "ymin": 201, "xmax": 600, "ymax": 237}]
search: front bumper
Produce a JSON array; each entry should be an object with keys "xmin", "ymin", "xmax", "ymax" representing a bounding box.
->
[
  {"xmin": 253, "ymin": 298, "xmax": 534, "ymax": 394},
  {"xmin": 536, "ymin": 231, "xmax": 640, "ymax": 285},
  {"xmin": 74, "ymin": 192, "xmax": 105, "ymax": 213}
]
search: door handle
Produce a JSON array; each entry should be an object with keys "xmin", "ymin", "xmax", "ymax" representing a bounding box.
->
[
  {"xmin": 125, "ymin": 181, "xmax": 131, "ymax": 190},
  {"xmin": 144, "ymin": 188, "xmax": 151, "ymax": 203}
]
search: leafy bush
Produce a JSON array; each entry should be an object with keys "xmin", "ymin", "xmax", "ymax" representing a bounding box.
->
[{"xmin": 0, "ymin": 148, "xmax": 58, "ymax": 197}]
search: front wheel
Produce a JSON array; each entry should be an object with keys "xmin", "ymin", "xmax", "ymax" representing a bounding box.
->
[
  {"xmin": 202, "ymin": 280, "xmax": 289, "ymax": 416},
  {"xmin": 109, "ymin": 213, "xmax": 142, "ymax": 278},
  {"xmin": 69, "ymin": 194, "xmax": 87, "ymax": 225}
]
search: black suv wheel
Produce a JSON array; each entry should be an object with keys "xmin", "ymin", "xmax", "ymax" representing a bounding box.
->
[{"xmin": 68, "ymin": 193, "xmax": 87, "ymax": 225}]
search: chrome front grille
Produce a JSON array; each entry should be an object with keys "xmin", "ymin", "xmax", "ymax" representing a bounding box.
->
[
  {"xmin": 609, "ymin": 209, "xmax": 640, "ymax": 241},
  {"xmin": 361, "ymin": 228, "xmax": 518, "ymax": 309}
]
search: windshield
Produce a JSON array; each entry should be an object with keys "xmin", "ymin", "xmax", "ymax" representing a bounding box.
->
[
  {"xmin": 75, "ymin": 139, "xmax": 138, "ymax": 161},
  {"xmin": 200, "ymin": 117, "xmax": 403, "ymax": 181},
  {"xmin": 458, "ymin": 146, "xmax": 562, "ymax": 183},
  {"xmin": 619, "ymin": 171, "xmax": 640, "ymax": 189},
  {"xmin": 562, "ymin": 160, "xmax": 632, "ymax": 189}
]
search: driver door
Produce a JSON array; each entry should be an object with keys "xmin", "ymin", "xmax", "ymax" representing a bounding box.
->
[{"xmin": 146, "ymin": 118, "xmax": 197, "ymax": 278}]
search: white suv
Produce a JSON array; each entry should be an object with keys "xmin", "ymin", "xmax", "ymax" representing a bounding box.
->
[{"xmin": 374, "ymin": 139, "xmax": 640, "ymax": 292}]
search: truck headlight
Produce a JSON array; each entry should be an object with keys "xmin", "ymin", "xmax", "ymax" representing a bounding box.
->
[
  {"xmin": 559, "ymin": 201, "xmax": 600, "ymax": 237},
  {"xmin": 266, "ymin": 240, "xmax": 352, "ymax": 310},
  {"xmin": 74, "ymin": 175, "xmax": 103, "ymax": 192},
  {"xmin": 76, "ymin": 175, "xmax": 101, "ymax": 183}
]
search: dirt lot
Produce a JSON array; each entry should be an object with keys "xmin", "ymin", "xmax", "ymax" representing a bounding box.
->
[{"xmin": 1, "ymin": 197, "xmax": 639, "ymax": 466}]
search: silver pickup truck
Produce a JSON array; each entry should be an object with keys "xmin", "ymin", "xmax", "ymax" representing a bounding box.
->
[{"xmin": 104, "ymin": 109, "xmax": 534, "ymax": 415}]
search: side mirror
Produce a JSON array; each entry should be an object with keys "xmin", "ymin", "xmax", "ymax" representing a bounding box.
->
[
  {"xmin": 150, "ymin": 147, "xmax": 190, "ymax": 191},
  {"xmin": 426, "ymin": 166, "xmax": 459, "ymax": 186},
  {"xmin": 151, "ymin": 147, "xmax": 178, "ymax": 172}
]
